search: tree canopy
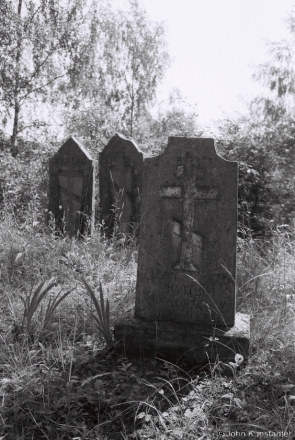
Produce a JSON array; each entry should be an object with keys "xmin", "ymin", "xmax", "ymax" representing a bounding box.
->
[
  {"xmin": 3, "ymin": 0, "xmax": 295, "ymax": 237},
  {"xmin": 215, "ymin": 7, "xmax": 295, "ymax": 234},
  {"xmin": 0, "ymin": 0, "xmax": 171, "ymax": 150}
]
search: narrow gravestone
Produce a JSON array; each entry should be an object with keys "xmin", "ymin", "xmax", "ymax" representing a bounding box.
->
[
  {"xmin": 114, "ymin": 137, "xmax": 250, "ymax": 364},
  {"xmin": 99, "ymin": 133, "xmax": 143, "ymax": 236},
  {"xmin": 48, "ymin": 136, "xmax": 95, "ymax": 237}
]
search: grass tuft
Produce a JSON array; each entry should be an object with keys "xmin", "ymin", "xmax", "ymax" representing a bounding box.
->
[{"xmin": 82, "ymin": 278, "xmax": 113, "ymax": 347}]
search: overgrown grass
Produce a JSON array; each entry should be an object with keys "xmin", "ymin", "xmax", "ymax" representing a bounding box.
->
[{"xmin": 1, "ymin": 207, "xmax": 295, "ymax": 438}]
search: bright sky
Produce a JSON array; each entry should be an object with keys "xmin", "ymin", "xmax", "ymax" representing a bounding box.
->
[{"xmin": 113, "ymin": 0, "xmax": 295, "ymax": 129}]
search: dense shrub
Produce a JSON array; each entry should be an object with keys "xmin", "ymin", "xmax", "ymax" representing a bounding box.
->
[{"xmin": 0, "ymin": 140, "xmax": 58, "ymax": 223}]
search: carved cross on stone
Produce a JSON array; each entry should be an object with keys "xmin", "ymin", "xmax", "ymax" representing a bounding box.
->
[
  {"xmin": 134, "ymin": 137, "xmax": 238, "ymax": 328},
  {"xmin": 160, "ymin": 164, "xmax": 218, "ymax": 273},
  {"xmin": 114, "ymin": 138, "xmax": 250, "ymax": 364}
]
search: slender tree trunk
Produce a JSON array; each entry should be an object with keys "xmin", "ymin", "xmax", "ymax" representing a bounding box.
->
[
  {"xmin": 11, "ymin": 101, "xmax": 20, "ymax": 156},
  {"xmin": 11, "ymin": 0, "xmax": 23, "ymax": 156},
  {"xmin": 130, "ymin": 80, "xmax": 134, "ymax": 136}
]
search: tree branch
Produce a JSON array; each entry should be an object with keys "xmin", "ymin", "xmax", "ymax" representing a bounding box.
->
[
  {"xmin": 23, "ymin": 4, "xmax": 42, "ymax": 34},
  {"xmin": 17, "ymin": 121, "xmax": 46, "ymax": 133},
  {"xmin": 19, "ymin": 72, "xmax": 67, "ymax": 102},
  {"xmin": 20, "ymin": 20, "xmax": 75, "ymax": 90},
  {"xmin": 20, "ymin": 47, "xmax": 60, "ymax": 89}
]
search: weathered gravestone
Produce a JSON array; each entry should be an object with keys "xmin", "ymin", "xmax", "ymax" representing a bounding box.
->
[
  {"xmin": 48, "ymin": 136, "xmax": 95, "ymax": 237},
  {"xmin": 99, "ymin": 133, "xmax": 143, "ymax": 236},
  {"xmin": 114, "ymin": 137, "xmax": 250, "ymax": 363}
]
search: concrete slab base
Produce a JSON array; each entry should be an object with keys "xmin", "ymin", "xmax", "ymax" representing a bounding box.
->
[{"xmin": 114, "ymin": 311, "xmax": 250, "ymax": 365}]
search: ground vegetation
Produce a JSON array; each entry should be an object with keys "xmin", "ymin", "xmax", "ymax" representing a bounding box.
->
[{"xmin": 0, "ymin": 1, "xmax": 295, "ymax": 438}]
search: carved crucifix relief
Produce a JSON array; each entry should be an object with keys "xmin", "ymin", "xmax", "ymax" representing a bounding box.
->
[{"xmin": 160, "ymin": 165, "xmax": 218, "ymax": 273}]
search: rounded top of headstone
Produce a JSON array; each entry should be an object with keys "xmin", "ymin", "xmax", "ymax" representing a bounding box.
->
[{"xmin": 165, "ymin": 136, "xmax": 237, "ymax": 165}]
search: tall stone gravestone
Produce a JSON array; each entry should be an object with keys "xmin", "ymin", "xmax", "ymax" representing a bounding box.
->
[
  {"xmin": 48, "ymin": 136, "xmax": 95, "ymax": 237},
  {"xmin": 99, "ymin": 133, "xmax": 143, "ymax": 236},
  {"xmin": 114, "ymin": 137, "xmax": 250, "ymax": 363}
]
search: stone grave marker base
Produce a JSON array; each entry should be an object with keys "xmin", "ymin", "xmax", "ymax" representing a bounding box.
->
[{"xmin": 114, "ymin": 311, "xmax": 250, "ymax": 364}]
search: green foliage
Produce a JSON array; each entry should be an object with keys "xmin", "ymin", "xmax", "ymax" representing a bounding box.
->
[
  {"xmin": 66, "ymin": 0, "xmax": 171, "ymax": 151},
  {"xmin": 41, "ymin": 286, "xmax": 76, "ymax": 331},
  {"xmin": 216, "ymin": 93, "xmax": 295, "ymax": 234},
  {"xmin": 20, "ymin": 277, "xmax": 56, "ymax": 334},
  {"xmin": 0, "ymin": 0, "xmax": 92, "ymax": 146},
  {"xmin": 1, "ymin": 196, "xmax": 295, "ymax": 438},
  {"xmin": 82, "ymin": 278, "xmax": 112, "ymax": 347},
  {"xmin": 135, "ymin": 228, "xmax": 295, "ymax": 438},
  {"xmin": 0, "ymin": 0, "xmax": 163, "ymax": 148},
  {"xmin": 132, "ymin": 88, "xmax": 202, "ymax": 155},
  {"xmin": 68, "ymin": 87, "xmax": 201, "ymax": 160},
  {"xmin": 19, "ymin": 277, "xmax": 75, "ymax": 337},
  {"xmin": 0, "ymin": 139, "xmax": 55, "ymax": 221},
  {"xmin": 3, "ymin": 2, "xmax": 295, "ymax": 438},
  {"xmin": 108, "ymin": 0, "xmax": 170, "ymax": 135},
  {"xmin": 216, "ymin": 119, "xmax": 273, "ymax": 235},
  {"xmin": 213, "ymin": 4, "xmax": 295, "ymax": 234}
]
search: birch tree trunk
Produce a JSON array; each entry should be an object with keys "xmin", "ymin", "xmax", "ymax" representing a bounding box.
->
[{"xmin": 11, "ymin": 0, "xmax": 22, "ymax": 156}]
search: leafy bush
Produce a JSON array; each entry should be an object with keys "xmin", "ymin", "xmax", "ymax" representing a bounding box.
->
[{"xmin": 0, "ymin": 140, "xmax": 57, "ymax": 224}]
